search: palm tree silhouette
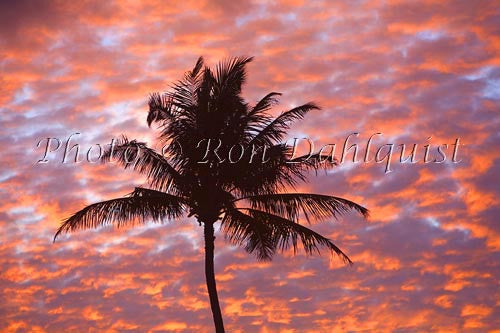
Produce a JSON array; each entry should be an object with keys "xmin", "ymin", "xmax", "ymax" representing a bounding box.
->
[{"xmin": 54, "ymin": 56, "xmax": 368, "ymax": 333}]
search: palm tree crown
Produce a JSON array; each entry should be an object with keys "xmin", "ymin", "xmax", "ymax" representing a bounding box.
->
[{"xmin": 54, "ymin": 56, "xmax": 368, "ymax": 333}]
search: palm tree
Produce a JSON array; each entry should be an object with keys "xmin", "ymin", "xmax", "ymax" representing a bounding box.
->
[{"xmin": 54, "ymin": 56, "xmax": 368, "ymax": 333}]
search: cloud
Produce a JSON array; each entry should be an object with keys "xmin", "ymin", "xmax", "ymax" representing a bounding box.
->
[{"xmin": 0, "ymin": 0, "xmax": 499, "ymax": 331}]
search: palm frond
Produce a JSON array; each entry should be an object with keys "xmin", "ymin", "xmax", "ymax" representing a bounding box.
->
[
  {"xmin": 54, "ymin": 187, "xmax": 185, "ymax": 241},
  {"xmin": 226, "ymin": 144, "xmax": 340, "ymax": 197},
  {"xmin": 288, "ymin": 151, "xmax": 338, "ymax": 170},
  {"xmin": 244, "ymin": 92, "xmax": 281, "ymax": 137},
  {"xmin": 250, "ymin": 102, "xmax": 320, "ymax": 146},
  {"xmin": 221, "ymin": 208, "xmax": 276, "ymax": 260},
  {"xmin": 148, "ymin": 57, "xmax": 205, "ymax": 128},
  {"xmin": 227, "ymin": 144, "xmax": 304, "ymax": 196},
  {"xmin": 236, "ymin": 193, "xmax": 369, "ymax": 223},
  {"xmin": 222, "ymin": 208, "xmax": 352, "ymax": 263},
  {"xmin": 189, "ymin": 56, "xmax": 204, "ymax": 79},
  {"xmin": 214, "ymin": 56, "xmax": 253, "ymax": 95},
  {"xmin": 101, "ymin": 136, "xmax": 185, "ymax": 193},
  {"xmin": 147, "ymin": 92, "xmax": 174, "ymax": 127},
  {"xmin": 249, "ymin": 92, "xmax": 282, "ymax": 116}
]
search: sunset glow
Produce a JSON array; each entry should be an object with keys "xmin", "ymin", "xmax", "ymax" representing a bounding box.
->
[{"xmin": 1, "ymin": 1, "xmax": 499, "ymax": 332}]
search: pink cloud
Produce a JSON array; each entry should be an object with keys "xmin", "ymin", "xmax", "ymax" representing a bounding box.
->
[{"xmin": 0, "ymin": 0, "xmax": 499, "ymax": 331}]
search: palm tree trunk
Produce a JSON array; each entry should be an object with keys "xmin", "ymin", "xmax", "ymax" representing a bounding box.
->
[{"xmin": 204, "ymin": 221, "xmax": 225, "ymax": 333}]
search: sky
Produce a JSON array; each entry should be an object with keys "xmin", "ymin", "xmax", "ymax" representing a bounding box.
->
[{"xmin": 1, "ymin": 0, "xmax": 499, "ymax": 332}]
